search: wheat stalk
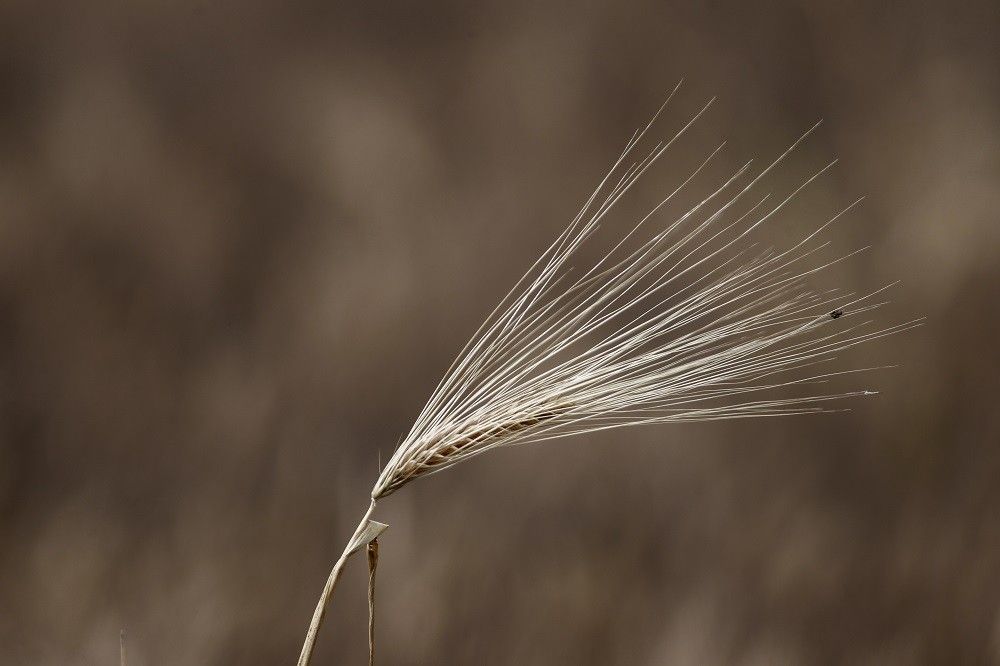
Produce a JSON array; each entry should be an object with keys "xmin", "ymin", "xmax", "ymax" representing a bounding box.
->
[{"xmin": 296, "ymin": 83, "xmax": 921, "ymax": 664}]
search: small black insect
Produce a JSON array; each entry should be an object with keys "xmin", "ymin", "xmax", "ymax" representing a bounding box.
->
[{"xmin": 830, "ymin": 309, "xmax": 844, "ymax": 319}]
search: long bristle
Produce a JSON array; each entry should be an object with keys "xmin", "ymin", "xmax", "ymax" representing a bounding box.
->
[{"xmin": 372, "ymin": 90, "xmax": 919, "ymax": 500}]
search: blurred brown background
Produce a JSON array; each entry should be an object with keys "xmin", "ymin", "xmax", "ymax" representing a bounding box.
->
[{"xmin": 1, "ymin": 0, "xmax": 998, "ymax": 664}]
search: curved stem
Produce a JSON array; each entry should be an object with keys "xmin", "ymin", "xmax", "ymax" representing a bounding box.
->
[{"xmin": 298, "ymin": 499, "xmax": 377, "ymax": 666}]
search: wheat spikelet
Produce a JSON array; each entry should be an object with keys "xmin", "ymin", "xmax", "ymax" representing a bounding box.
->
[{"xmin": 298, "ymin": 84, "xmax": 921, "ymax": 664}]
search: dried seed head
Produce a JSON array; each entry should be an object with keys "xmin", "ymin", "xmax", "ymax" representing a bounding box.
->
[
  {"xmin": 371, "ymin": 86, "xmax": 920, "ymax": 500},
  {"xmin": 375, "ymin": 402, "xmax": 572, "ymax": 498}
]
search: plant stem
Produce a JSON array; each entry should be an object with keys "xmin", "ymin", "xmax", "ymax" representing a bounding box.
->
[
  {"xmin": 366, "ymin": 539, "xmax": 379, "ymax": 666},
  {"xmin": 297, "ymin": 499, "xmax": 377, "ymax": 666}
]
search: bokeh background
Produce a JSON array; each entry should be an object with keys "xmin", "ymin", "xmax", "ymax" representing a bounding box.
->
[{"xmin": 1, "ymin": 1, "xmax": 998, "ymax": 664}]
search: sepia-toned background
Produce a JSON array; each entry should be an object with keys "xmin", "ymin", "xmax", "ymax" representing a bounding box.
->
[{"xmin": 1, "ymin": 1, "xmax": 998, "ymax": 663}]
